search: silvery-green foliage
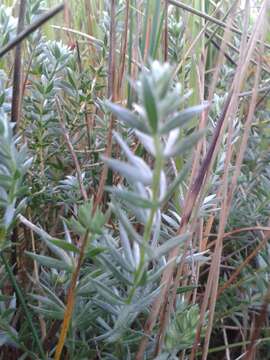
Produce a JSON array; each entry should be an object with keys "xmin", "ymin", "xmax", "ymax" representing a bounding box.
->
[
  {"xmin": 168, "ymin": 10, "xmax": 185, "ymax": 64},
  {"xmin": 20, "ymin": 61, "xmax": 206, "ymax": 358},
  {"xmin": 99, "ymin": 60, "xmax": 206, "ymax": 353},
  {"xmin": 0, "ymin": 111, "xmax": 32, "ymax": 349},
  {"xmin": 23, "ymin": 38, "xmax": 77, "ymax": 206},
  {"xmin": 104, "ymin": 60, "xmax": 206, "ymax": 253},
  {"xmin": 0, "ymin": 289, "xmax": 20, "ymax": 350},
  {"xmin": 23, "ymin": 25, "xmax": 105, "ymax": 220},
  {"xmin": 0, "ymin": 5, "xmax": 17, "ymax": 48},
  {"xmin": 24, "ymin": 200, "xmax": 106, "ymax": 272},
  {"xmin": 164, "ymin": 302, "xmax": 202, "ymax": 354},
  {"xmin": 0, "ymin": 70, "xmax": 12, "ymax": 113},
  {"xmin": 56, "ymin": 173, "xmax": 87, "ymax": 205},
  {"xmin": 0, "ymin": 111, "xmax": 32, "ymax": 245}
]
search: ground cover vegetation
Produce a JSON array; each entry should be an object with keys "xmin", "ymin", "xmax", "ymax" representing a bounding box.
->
[{"xmin": 0, "ymin": 0, "xmax": 270, "ymax": 359}]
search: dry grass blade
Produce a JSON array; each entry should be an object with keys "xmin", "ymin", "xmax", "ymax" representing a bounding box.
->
[
  {"xmin": 217, "ymin": 21, "xmax": 268, "ymax": 301},
  {"xmin": 218, "ymin": 230, "xmax": 270, "ymax": 298},
  {"xmin": 197, "ymin": 6, "xmax": 249, "ymax": 348},
  {"xmin": 52, "ymin": 25, "xmax": 103, "ymax": 48},
  {"xmin": 117, "ymin": 0, "xmax": 129, "ymax": 99},
  {"xmin": 54, "ymin": 231, "xmax": 89, "ymax": 360},
  {"xmin": 173, "ymin": 0, "xmax": 236, "ymax": 77},
  {"xmin": 169, "ymin": 0, "xmax": 270, "ymax": 51},
  {"xmin": 159, "ymin": 7, "xmax": 240, "ymax": 354},
  {"xmin": 0, "ymin": 3, "xmax": 65, "ymax": 57},
  {"xmin": 244, "ymin": 289, "xmax": 270, "ymax": 359},
  {"xmin": 164, "ymin": 0, "xmax": 169, "ymax": 62},
  {"xmin": 192, "ymin": 2, "xmax": 269, "ymax": 358},
  {"xmin": 11, "ymin": 0, "xmax": 26, "ymax": 128},
  {"xmin": 93, "ymin": 0, "xmax": 117, "ymax": 213}
]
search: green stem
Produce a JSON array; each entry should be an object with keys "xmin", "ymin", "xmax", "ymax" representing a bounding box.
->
[{"xmin": 127, "ymin": 135, "xmax": 164, "ymax": 303}]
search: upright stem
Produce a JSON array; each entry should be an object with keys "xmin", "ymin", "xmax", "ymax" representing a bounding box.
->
[
  {"xmin": 127, "ymin": 135, "xmax": 163, "ymax": 302},
  {"xmin": 11, "ymin": 0, "xmax": 27, "ymax": 129},
  {"xmin": 164, "ymin": 0, "xmax": 169, "ymax": 62},
  {"xmin": 93, "ymin": 0, "xmax": 116, "ymax": 212},
  {"xmin": 54, "ymin": 231, "xmax": 90, "ymax": 360}
]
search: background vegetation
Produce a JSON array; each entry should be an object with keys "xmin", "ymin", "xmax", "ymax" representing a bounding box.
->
[{"xmin": 0, "ymin": 0, "xmax": 270, "ymax": 359}]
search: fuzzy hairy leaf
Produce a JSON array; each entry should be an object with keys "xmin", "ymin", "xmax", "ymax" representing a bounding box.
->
[
  {"xmin": 105, "ymin": 101, "xmax": 149, "ymax": 133},
  {"xmin": 25, "ymin": 252, "xmax": 73, "ymax": 272},
  {"xmin": 160, "ymin": 103, "xmax": 208, "ymax": 135}
]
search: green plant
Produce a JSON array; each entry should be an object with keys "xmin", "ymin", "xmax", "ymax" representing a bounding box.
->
[
  {"xmin": 0, "ymin": 109, "xmax": 31, "ymax": 246},
  {"xmin": 19, "ymin": 61, "xmax": 206, "ymax": 358},
  {"xmin": 0, "ymin": 1, "xmax": 270, "ymax": 359}
]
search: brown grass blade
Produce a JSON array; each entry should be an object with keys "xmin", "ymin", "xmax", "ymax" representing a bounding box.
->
[
  {"xmin": 195, "ymin": 2, "xmax": 269, "ymax": 358},
  {"xmin": 93, "ymin": 0, "xmax": 117, "ymax": 212},
  {"xmin": 11, "ymin": 0, "xmax": 26, "ymax": 128},
  {"xmin": 0, "ymin": 3, "xmax": 65, "ymax": 58}
]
